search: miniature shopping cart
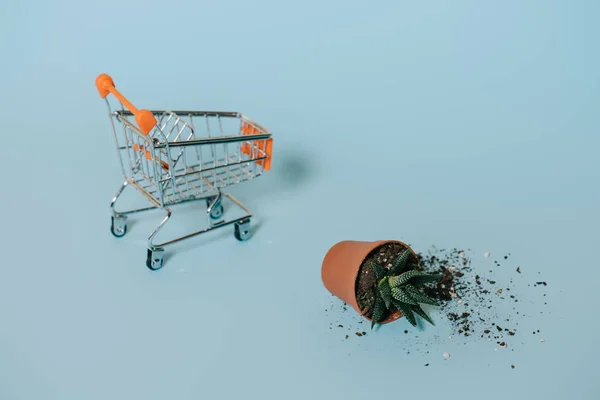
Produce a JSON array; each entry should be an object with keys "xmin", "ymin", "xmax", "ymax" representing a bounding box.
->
[{"xmin": 95, "ymin": 74, "xmax": 273, "ymax": 270}]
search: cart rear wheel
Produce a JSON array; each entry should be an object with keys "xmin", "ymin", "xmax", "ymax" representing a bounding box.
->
[
  {"xmin": 111, "ymin": 216, "xmax": 127, "ymax": 237},
  {"xmin": 234, "ymin": 219, "xmax": 251, "ymax": 241},
  {"xmin": 210, "ymin": 204, "xmax": 224, "ymax": 220},
  {"xmin": 146, "ymin": 248, "xmax": 165, "ymax": 270},
  {"xmin": 206, "ymin": 197, "xmax": 224, "ymax": 220}
]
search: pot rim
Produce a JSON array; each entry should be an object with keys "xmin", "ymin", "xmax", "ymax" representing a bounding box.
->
[{"xmin": 354, "ymin": 239, "xmax": 419, "ymax": 324}]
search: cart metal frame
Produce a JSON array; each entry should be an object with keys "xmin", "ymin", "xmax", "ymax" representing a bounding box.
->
[{"xmin": 96, "ymin": 74, "xmax": 273, "ymax": 270}]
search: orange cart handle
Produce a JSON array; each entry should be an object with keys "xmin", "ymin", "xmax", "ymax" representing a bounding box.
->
[{"xmin": 95, "ymin": 73, "xmax": 157, "ymax": 135}]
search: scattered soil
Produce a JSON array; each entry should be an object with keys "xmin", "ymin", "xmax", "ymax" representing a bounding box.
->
[
  {"xmin": 415, "ymin": 247, "xmax": 526, "ymax": 344},
  {"xmin": 327, "ymin": 244, "xmax": 549, "ymax": 370},
  {"xmin": 355, "ymin": 241, "xmax": 420, "ymax": 319}
]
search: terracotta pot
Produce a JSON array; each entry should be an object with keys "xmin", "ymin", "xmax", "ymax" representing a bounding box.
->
[{"xmin": 321, "ymin": 240, "xmax": 419, "ymax": 324}]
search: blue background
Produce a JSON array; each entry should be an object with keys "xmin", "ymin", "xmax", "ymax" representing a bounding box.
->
[{"xmin": 1, "ymin": 1, "xmax": 599, "ymax": 399}]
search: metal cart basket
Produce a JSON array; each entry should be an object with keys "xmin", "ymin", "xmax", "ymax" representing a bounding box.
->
[{"xmin": 95, "ymin": 74, "xmax": 273, "ymax": 270}]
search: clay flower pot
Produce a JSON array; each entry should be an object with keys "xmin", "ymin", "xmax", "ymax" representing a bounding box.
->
[{"xmin": 321, "ymin": 240, "xmax": 420, "ymax": 324}]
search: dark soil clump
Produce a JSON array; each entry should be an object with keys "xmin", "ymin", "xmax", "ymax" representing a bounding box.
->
[{"xmin": 422, "ymin": 266, "xmax": 456, "ymax": 301}]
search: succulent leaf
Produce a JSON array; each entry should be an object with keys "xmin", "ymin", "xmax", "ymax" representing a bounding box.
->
[
  {"xmin": 410, "ymin": 304, "xmax": 434, "ymax": 325},
  {"xmin": 404, "ymin": 284, "xmax": 438, "ymax": 306},
  {"xmin": 371, "ymin": 293, "xmax": 387, "ymax": 329},
  {"xmin": 378, "ymin": 278, "xmax": 392, "ymax": 309},
  {"xmin": 391, "ymin": 298, "xmax": 417, "ymax": 327},
  {"xmin": 389, "ymin": 269, "xmax": 421, "ymax": 287},
  {"xmin": 391, "ymin": 287, "xmax": 417, "ymax": 305},
  {"xmin": 391, "ymin": 248, "xmax": 412, "ymax": 274},
  {"xmin": 409, "ymin": 273, "xmax": 444, "ymax": 287},
  {"xmin": 371, "ymin": 261, "xmax": 387, "ymax": 280}
]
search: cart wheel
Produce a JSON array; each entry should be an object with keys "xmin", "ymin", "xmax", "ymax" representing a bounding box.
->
[
  {"xmin": 234, "ymin": 219, "xmax": 251, "ymax": 241},
  {"xmin": 146, "ymin": 248, "xmax": 165, "ymax": 271},
  {"xmin": 210, "ymin": 204, "xmax": 224, "ymax": 220},
  {"xmin": 111, "ymin": 216, "xmax": 127, "ymax": 237},
  {"xmin": 206, "ymin": 197, "xmax": 224, "ymax": 220}
]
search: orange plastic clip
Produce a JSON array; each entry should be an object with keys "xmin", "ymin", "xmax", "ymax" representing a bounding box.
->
[
  {"xmin": 239, "ymin": 121, "xmax": 272, "ymax": 171},
  {"xmin": 262, "ymin": 138, "xmax": 273, "ymax": 171}
]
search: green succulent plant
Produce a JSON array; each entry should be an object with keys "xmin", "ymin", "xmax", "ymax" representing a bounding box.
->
[{"xmin": 368, "ymin": 248, "xmax": 443, "ymax": 329}]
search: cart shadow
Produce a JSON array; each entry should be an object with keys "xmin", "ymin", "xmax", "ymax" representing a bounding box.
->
[
  {"xmin": 271, "ymin": 147, "xmax": 315, "ymax": 191},
  {"xmin": 236, "ymin": 145, "xmax": 317, "ymax": 204},
  {"xmin": 161, "ymin": 219, "xmax": 264, "ymax": 266},
  {"xmin": 136, "ymin": 146, "xmax": 312, "ymax": 268}
]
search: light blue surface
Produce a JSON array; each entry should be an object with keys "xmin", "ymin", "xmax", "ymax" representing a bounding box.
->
[{"xmin": 1, "ymin": 1, "xmax": 599, "ymax": 399}]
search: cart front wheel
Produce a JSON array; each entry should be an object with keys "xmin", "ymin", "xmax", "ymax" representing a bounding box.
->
[
  {"xmin": 146, "ymin": 248, "xmax": 165, "ymax": 270},
  {"xmin": 111, "ymin": 216, "xmax": 128, "ymax": 237},
  {"xmin": 234, "ymin": 219, "xmax": 251, "ymax": 241}
]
